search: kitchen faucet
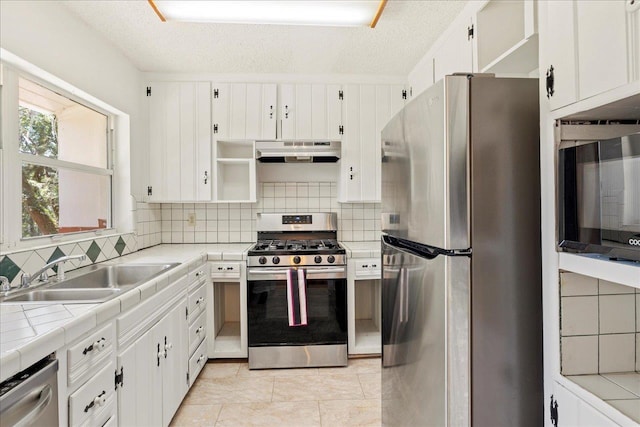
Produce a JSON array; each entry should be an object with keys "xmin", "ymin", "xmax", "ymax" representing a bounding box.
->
[
  {"xmin": 0, "ymin": 276, "xmax": 9, "ymax": 293},
  {"xmin": 20, "ymin": 254, "xmax": 87, "ymax": 288}
]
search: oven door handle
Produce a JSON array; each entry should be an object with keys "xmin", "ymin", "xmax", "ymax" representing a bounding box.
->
[{"xmin": 247, "ymin": 266, "xmax": 347, "ymax": 280}]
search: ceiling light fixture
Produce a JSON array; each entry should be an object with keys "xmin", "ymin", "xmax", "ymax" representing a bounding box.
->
[{"xmin": 148, "ymin": 0, "xmax": 387, "ymax": 28}]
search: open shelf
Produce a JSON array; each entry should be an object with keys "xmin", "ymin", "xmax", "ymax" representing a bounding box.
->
[
  {"xmin": 215, "ymin": 159, "xmax": 255, "ymax": 202},
  {"xmin": 216, "ymin": 140, "xmax": 254, "ymax": 159},
  {"xmin": 348, "ymin": 263, "xmax": 381, "ymax": 355},
  {"xmin": 476, "ymin": 0, "xmax": 538, "ymax": 76},
  {"xmin": 211, "ymin": 281, "xmax": 245, "ymax": 357}
]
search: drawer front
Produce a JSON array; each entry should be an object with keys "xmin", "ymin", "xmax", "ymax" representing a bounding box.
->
[
  {"xmin": 188, "ymin": 263, "xmax": 208, "ymax": 286},
  {"xmin": 188, "ymin": 339, "xmax": 208, "ymax": 387},
  {"xmin": 188, "ymin": 282, "xmax": 207, "ymax": 324},
  {"xmin": 354, "ymin": 258, "xmax": 381, "ymax": 278},
  {"xmin": 67, "ymin": 323, "xmax": 114, "ymax": 388},
  {"xmin": 69, "ymin": 362, "xmax": 115, "ymax": 427},
  {"xmin": 189, "ymin": 310, "xmax": 207, "ymax": 356},
  {"xmin": 210, "ymin": 262, "xmax": 241, "ymax": 279}
]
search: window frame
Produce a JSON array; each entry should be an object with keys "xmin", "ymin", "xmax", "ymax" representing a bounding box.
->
[{"xmin": 1, "ymin": 60, "xmax": 126, "ymax": 251}]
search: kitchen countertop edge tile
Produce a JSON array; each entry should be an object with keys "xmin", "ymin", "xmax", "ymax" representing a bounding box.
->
[
  {"xmin": 0, "ymin": 243, "xmax": 251, "ymax": 382},
  {"xmin": 340, "ymin": 241, "xmax": 381, "ymax": 258},
  {"xmin": 16, "ymin": 327, "xmax": 65, "ymax": 371}
]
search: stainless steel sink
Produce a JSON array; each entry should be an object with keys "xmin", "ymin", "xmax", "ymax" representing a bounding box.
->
[
  {"xmin": 48, "ymin": 263, "xmax": 180, "ymax": 289},
  {"xmin": 4, "ymin": 288, "xmax": 123, "ymax": 303},
  {"xmin": 1, "ymin": 262, "xmax": 180, "ymax": 304}
]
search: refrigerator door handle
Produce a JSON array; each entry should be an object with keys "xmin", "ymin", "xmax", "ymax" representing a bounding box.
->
[
  {"xmin": 399, "ymin": 267, "xmax": 409, "ymax": 323},
  {"xmin": 383, "ymin": 235, "xmax": 471, "ymax": 259}
]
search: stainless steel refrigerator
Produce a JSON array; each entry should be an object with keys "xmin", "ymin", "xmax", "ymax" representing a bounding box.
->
[{"xmin": 381, "ymin": 74, "xmax": 542, "ymax": 427}]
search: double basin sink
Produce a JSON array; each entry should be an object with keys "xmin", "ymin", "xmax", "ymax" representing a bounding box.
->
[{"xmin": 1, "ymin": 263, "xmax": 180, "ymax": 304}]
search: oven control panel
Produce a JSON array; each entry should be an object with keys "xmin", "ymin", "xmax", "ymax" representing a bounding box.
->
[{"xmin": 282, "ymin": 215, "xmax": 312, "ymax": 225}]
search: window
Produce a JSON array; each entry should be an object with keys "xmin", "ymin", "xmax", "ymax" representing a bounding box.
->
[{"xmin": 18, "ymin": 78, "xmax": 112, "ymax": 238}]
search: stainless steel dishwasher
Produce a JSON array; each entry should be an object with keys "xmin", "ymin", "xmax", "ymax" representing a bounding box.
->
[{"xmin": 0, "ymin": 356, "xmax": 58, "ymax": 427}]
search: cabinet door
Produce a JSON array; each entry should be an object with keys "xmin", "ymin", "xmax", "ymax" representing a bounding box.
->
[
  {"xmin": 213, "ymin": 83, "xmax": 277, "ymax": 140},
  {"xmin": 576, "ymin": 0, "xmax": 629, "ymax": 100},
  {"xmin": 148, "ymin": 82, "xmax": 211, "ymax": 201},
  {"xmin": 117, "ymin": 327, "xmax": 162, "ymax": 427},
  {"xmin": 158, "ymin": 300, "xmax": 189, "ymax": 425},
  {"xmin": 341, "ymin": 84, "xmax": 405, "ymax": 203},
  {"xmin": 342, "ymin": 84, "xmax": 363, "ymax": 201},
  {"xmin": 544, "ymin": 1, "xmax": 578, "ymax": 110},
  {"xmin": 551, "ymin": 382, "xmax": 616, "ymax": 427},
  {"xmin": 280, "ymin": 84, "xmax": 342, "ymax": 140},
  {"xmin": 433, "ymin": 16, "xmax": 474, "ymax": 82},
  {"xmin": 630, "ymin": 1, "xmax": 640, "ymax": 82}
]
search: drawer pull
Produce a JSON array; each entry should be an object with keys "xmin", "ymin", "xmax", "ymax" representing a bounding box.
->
[
  {"xmin": 195, "ymin": 270, "xmax": 204, "ymax": 278},
  {"xmin": 195, "ymin": 296, "xmax": 204, "ymax": 306},
  {"xmin": 197, "ymin": 354, "xmax": 206, "ymax": 365},
  {"xmin": 84, "ymin": 390, "xmax": 106, "ymax": 413},
  {"xmin": 83, "ymin": 338, "xmax": 106, "ymax": 355},
  {"xmin": 195, "ymin": 326, "xmax": 204, "ymax": 335}
]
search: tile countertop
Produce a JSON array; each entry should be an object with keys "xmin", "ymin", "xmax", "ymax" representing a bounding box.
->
[
  {"xmin": 339, "ymin": 241, "xmax": 381, "ymax": 258},
  {"xmin": 0, "ymin": 243, "xmax": 253, "ymax": 382}
]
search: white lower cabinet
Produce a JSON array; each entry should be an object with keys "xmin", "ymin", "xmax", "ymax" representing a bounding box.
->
[
  {"xmin": 117, "ymin": 298, "xmax": 188, "ymax": 426},
  {"xmin": 347, "ymin": 258, "xmax": 382, "ymax": 355},
  {"xmin": 207, "ymin": 261, "xmax": 247, "ymax": 358},
  {"xmin": 551, "ymin": 381, "xmax": 617, "ymax": 427},
  {"xmin": 68, "ymin": 362, "xmax": 116, "ymax": 427}
]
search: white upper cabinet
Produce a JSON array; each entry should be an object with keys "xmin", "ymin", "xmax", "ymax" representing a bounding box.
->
[
  {"xmin": 148, "ymin": 81, "xmax": 211, "ymax": 202},
  {"xmin": 543, "ymin": 0, "xmax": 636, "ymax": 110},
  {"xmin": 543, "ymin": 0, "xmax": 578, "ymax": 110},
  {"xmin": 433, "ymin": 16, "xmax": 475, "ymax": 82},
  {"xmin": 340, "ymin": 84, "xmax": 406, "ymax": 203},
  {"xmin": 212, "ymin": 83, "xmax": 277, "ymax": 140},
  {"xmin": 576, "ymin": 1, "xmax": 629, "ymax": 100},
  {"xmin": 279, "ymin": 83, "xmax": 342, "ymax": 140},
  {"xmin": 476, "ymin": 0, "xmax": 538, "ymax": 75}
]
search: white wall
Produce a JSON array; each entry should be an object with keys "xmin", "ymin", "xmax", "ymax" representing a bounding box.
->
[{"xmin": 0, "ymin": 0, "xmax": 145, "ymax": 199}]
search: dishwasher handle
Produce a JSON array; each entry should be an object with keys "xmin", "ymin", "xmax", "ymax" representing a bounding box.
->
[
  {"xmin": 0, "ymin": 358, "xmax": 58, "ymax": 427},
  {"xmin": 2, "ymin": 384, "xmax": 53, "ymax": 427}
]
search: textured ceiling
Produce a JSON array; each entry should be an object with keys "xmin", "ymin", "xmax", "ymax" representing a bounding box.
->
[{"xmin": 62, "ymin": 0, "xmax": 467, "ymax": 75}]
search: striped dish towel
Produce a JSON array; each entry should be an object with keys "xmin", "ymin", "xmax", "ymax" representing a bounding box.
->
[{"xmin": 286, "ymin": 268, "xmax": 308, "ymax": 326}]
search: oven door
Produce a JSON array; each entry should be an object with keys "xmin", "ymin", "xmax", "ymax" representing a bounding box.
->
[{"xmin": 247, "ymin": 266, "xmax": 347, "ymax": 347}]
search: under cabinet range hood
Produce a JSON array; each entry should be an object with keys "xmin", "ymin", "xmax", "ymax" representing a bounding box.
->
[{"xmin": 255, "ymin": 140, "xmax": 341, "ymax": 163}]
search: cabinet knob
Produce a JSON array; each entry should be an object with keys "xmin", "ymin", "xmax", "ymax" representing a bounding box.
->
[{"xmin": 82, "ymin": 337, "xmax": 106, "ymax": 355}]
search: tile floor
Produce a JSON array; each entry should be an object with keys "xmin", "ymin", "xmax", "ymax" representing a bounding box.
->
[{"xmin": 170, "ymin": 358, "xmax": 382, "ymax": 427}]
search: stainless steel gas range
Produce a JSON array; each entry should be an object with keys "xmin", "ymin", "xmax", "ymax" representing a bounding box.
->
[{"xmin": 246, "ymin": 213, "xmax": 348, "ymax": 369}]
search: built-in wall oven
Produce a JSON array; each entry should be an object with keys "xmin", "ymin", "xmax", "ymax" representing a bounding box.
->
[{"xmin": 246, "ymin": 213, "xmax": 347, "ymax": 369}]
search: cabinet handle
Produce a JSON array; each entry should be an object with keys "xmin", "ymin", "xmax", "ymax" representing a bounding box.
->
[
  {"xmin": 197, "ymin": 354, "xmax": 206, "ymax": 365},
  {"xmin": 285, "ymin": 105, "xmax": 289, "ymax": 119},
  {"xmin": 196, "ymin": 326, "xmax": 204, "ymax": 335},
  {"xmin": 204, "ymin": 171, "xmax": 208, "ymax": 184},
  {"xmin": 269, "ymin": 105, "xmax": 274, "ymax": 119},
  {"xmin": 164, "ymin": 336, "xmax": 171, "ymax": 357},
  {"xmin": 83, "ymin": 338, "xmax": 106, "ymax": 355},
  {"xmin": 195, "ymin": 296, "xmax": 204, "ymax": 305},
  {"xmin": 196, "ymin": 270, "xmax": 204, "ymax": 278},
  {"xmin": 546, "ymin": 65, "xmax": 555, "ymax": 98},
  {"xmin": 84, "ymin": 390, "xmax": 106, "ymax": 413},
  {"xmin": 157, "ymin": 343, "xmax": 164, "ymax": 366}
]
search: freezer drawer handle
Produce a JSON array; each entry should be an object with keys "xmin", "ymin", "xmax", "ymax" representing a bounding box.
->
[{"xmin": 383, "ymin": 235, "xmax": 471, "ymax": 259}]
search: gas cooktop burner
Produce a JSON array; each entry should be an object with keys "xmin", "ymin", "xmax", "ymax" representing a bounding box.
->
[
  {"xmin": 250, "ymin": 239, "xmax": 342, "ymax": 253},
  {"xmin": 248, "ymin": 213, "xmax": 345, "ymax": 267}
]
